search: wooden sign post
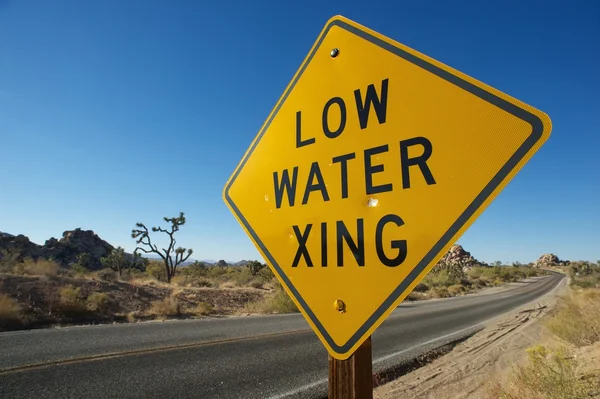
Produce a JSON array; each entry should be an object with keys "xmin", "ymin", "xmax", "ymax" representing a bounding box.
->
[{"xmin": 328, "ymin": 337, "xmax": 373, "ymax": 399}]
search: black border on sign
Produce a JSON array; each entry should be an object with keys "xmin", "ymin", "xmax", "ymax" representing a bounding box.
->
[{"xmin": 224, "ymin": 18, "xmax": 544, "ymax": 355}]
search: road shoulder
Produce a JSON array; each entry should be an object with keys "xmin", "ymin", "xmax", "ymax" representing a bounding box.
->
[{"xmin": 373, "ymin": 273, "xmax": 567, "ymax": 399}]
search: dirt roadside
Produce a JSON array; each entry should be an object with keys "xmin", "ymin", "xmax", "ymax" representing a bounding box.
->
[{"xmin": 374, "ymin": 273, "xmax": 569, "ymax": 399}]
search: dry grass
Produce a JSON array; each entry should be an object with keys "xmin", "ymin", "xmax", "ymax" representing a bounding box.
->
[
  {"xmin": 448, "ymin": 284, "xmax": 467, "ymax": 296},
  {"xmin": 486, "ymin": 345, "xmax": 592, "ymax": 399},
  {"xmin": 486, "ymin": 288, "xmax": 600, "ymax": 399},
  {"xmin": 546, "ymin": 288, "xmax": 600, "ymax": 347},
  {"xmin": 244, "ymin": 287, "xmax": 298, "ymax": 314},
  {"xmin": 0, "ymin": 294, "xmax": 23, "ymax": 327},
  {"xmin": 12, "ymin": 258, "xmax": 59, "ymax": 276},
  {"xmin": 126, "ymin": 311, "xmax": 137, "ymax": 323},
  {"xmin": 150, "ymin": 296, "xmax": 181, "ymax": 318},
  {"xmin": 194, "ymin": 301, "xmax": 212, "ymax": 316}
]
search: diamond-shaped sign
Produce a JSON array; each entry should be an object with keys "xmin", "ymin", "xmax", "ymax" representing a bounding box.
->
[{"xmin": 223, "ymin": 15, "xmax": 551, "ymax": 359}]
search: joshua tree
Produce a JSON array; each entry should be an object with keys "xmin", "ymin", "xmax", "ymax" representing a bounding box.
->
[{"xmin": 131, "ymin": 212, "xmax": 193, "ymax": 283}]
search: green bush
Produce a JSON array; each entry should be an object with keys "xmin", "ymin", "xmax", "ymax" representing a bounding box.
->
[
  {"xmin": 86, "ymin": 292, "xmax": 112, "ymax": 313},
  {"xmin": 146, "ymin": 261, "xmax": 167, "ymax": 282},
  {"xmin": 423, "ymin": 270, "xmax": 460, "ymax": 288},
  {"xmin": 70, "ymin": 263, "xmax": 88, "ymax": 275},
  {"xmin": 57, "ymin": 285, "xmax": 88, "ymax": 317}
]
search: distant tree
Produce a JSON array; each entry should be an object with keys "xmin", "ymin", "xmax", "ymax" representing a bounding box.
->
[
  {"xmin": 185, "ymin": 261, "xmax": 207, "ymax": 275},
  {"xmin": 131, "ymin": 212, "xmax": 193, "ymax": 283},
  {"xmin": 130, "ymin": 252, "xmax": 149, "ymax": 272},
  {"xmin": 247, "ymin": 260, "xmax": 266, "ymax": 276},
  {"xmin": 216, "ymin": 259, "xmax": 228, "ymax": 268},
  {"xmin": 493, "ymin": 260, "xmax": 503, "ymax": 267},
  {"xmin": 101, "ymin": 247, "xmax": 127, "ymax": 276},
  {"xmin": 512, "ymin": 261, "xmax": 523, "ymax": 267}
]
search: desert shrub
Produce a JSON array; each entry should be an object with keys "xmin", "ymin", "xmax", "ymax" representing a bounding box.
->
[
  {"xmin": 231, "ymin": 268, "xmax": 254, "ymax": 286},
  {"xmin": 423, "ymin": 270, "xmax": 460, "ymax": 288},
  {"xmin": 546, "ymin": 289, "xmax": 600, "ymax": 347},
  {"xmin": 146, "ymin": 261, "xmax": 167, "ymax": 282},
  {"xmin": 413, "ymin": 282, "xmax": 429, "ymax": 292},
  {"xmin": 75, "ymin": 253, "xmax": 91, "ymax": 269},
  {"xmin": 448, "ymin": 284, "xmax": 467, "ymax": 296},
  {"xmin": 206, "ymin": 266, "xmax": 227, "ymax": 279},
  {"xmin": 244, "ymin": 287, "xmax": 298, "ymax": 314},
  {"xmin": 86, "ymin": 292, "xmax": 112, "ymax": 313},
  {"xmin": 406, "ymin": 291, "xmax": 429, "ymax": 301},
  {"xmin": 171, "ymin": 275, "xmax": 188, "ymax": 286},
  {"xmin": 96, "ymin": 268, "xmax": 116, "ymax": 281},
  {"xmin": 119, "ymin": 268, "xmax": 145, "ymax": 281},
  {"xmin": 257, "ymin": 265, "xmax": 275, "ymax": 281},
  {"xmin": 70, "ymin": 263, "xmax": 88, "ymax": 275},
  {"xmin": 0, "ymin": 294, "xmax": 23, "ymax": 327},
  {"xmin": 172, "ymin": 274, "xmax": 213, "ymax": 288},
  {"xmin": 191, "ymin": 278, "xmax": 213, "ymax": 288},
  {"xmin": 246, "ymin": 260, "xmax": 266, "ymax": 276},
  {"xmin": 150, "ymin": 296, "xmax": 180, "ymax": 317},
  {"xmin": 194, "ymin": 302, "xmax": 212, "ymax": 316},
  {"xmin": 249, "ymin": 280, "xmax": 264, "ymax": 289},
  {"xmin": 470, "ymin": 266, "xmax": 541, "ymax": 286},
  {"xmin": 15, "ymin": 258, "xmax": 59, "ymax": 276},
  {"xmin": 126, "ymin": 311, "xmax": 137, "ymax": 323},
  {"xmin": 430, "ymin": 286, "xmax": 450, "ymax": 298},
  {"xmin": 569, "ymin": 262, "xmax": 600, "ymax": 288},
  {"xmin": 467, "ymin": 267, "xmax": 484, "ymax": 280},
  {"xmin": 180, "ymin": 261, "xmax": 209, "ymax": 278},
  {"xmin": 0, "ymin": 248, "xmax": 21, "ymax": 272},
  {"xmin": 486, "ymin": 345, "xmax": 591, "ymax": 399},
  {"xmin": 57, "ymin": 285, "xmax": 88, "ymax": 317}
]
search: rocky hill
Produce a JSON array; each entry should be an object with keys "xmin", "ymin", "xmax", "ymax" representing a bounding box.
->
[
  {"xmin": 436, "ymin": 244, "xmax": 488, "ymax": 271},
  {"xmin": 533, "ymin": 253, "xmax": 569, "ymax": 268},
  {"xmin": 0, "ymin": 228, "xmax": 114, "ymax": 270}
]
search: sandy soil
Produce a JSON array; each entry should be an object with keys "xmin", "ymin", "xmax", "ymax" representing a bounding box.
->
[{"xmin": 374, "ymin": 275, "xmax": 569, "ymax": 399}]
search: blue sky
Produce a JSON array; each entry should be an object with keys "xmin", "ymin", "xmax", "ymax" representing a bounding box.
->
[{"xmin": 1, "ymin": 0, "xmax": 598, "ymax": 264}]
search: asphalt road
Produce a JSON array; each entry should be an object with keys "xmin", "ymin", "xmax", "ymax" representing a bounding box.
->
[{"xmin": 0, "ymin": 272, "xmax": 564, "ymax": 399}]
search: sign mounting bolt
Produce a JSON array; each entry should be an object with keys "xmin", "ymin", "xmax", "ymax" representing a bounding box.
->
[
  {"xmin": 330, "ymin": 48, "xmax": 339, "ymax": 58},
  {"xmin": 333, "ymin": 299, "xmax": 346, "ymax": 313}
]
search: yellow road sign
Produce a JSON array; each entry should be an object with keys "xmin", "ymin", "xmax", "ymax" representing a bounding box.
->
[{"xmin": 223, "ymin": 15, "xmax": 551, "ymax": 359}]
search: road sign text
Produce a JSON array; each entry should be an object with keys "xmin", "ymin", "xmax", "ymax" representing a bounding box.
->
[{"xmin": 273, "ymin": 79, "xmax": 437, "ymax": 268}]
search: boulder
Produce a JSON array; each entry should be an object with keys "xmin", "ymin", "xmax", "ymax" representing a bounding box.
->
[
  {"xmin": 533, "ymin": 253, "xmax": 568, "ymax": 268},
  {"xmin": 436, "ymin": 244, "xmax": 487, "ymax": 272}
]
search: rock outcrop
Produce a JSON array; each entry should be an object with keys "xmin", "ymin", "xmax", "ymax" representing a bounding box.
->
[
  {"xmin": 436, "ymin": 244, "xmax": 487, "ymax": 272},
  {"xmin": 533, "ymin": 253, "xmax": 569, "ymax": 268},
  {"xmin": 43, "ymin": 228, "xmax": 114, "ymax": 270},
  {"xmin": 0, "ymin": 228, "xmax": 114, "ymax": 270},
  {"xmin": 0, "ymin": 234, "xmax": 44, "ymax": 260}
]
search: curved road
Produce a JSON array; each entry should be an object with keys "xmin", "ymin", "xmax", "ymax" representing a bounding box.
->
[{"xmin": 0, "ymin": 272, "xmax": 564, "ymax": 399}]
